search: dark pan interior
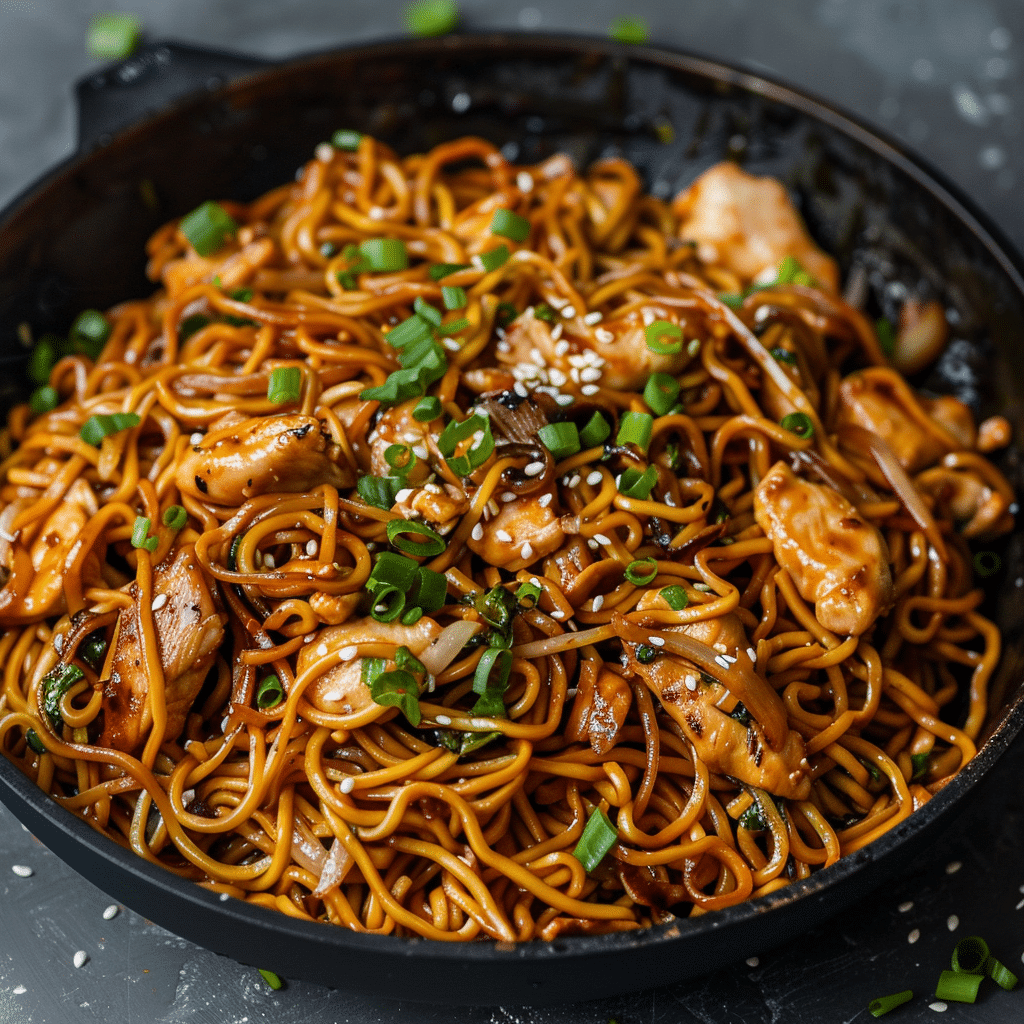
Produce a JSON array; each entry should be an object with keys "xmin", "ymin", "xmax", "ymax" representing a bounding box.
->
[{"xmin": 0, "ymin": 34, "xmax": 1023, "ymax": 1005}]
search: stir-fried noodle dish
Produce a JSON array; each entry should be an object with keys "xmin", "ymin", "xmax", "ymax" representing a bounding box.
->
[{"xmin": 0, "ymin": 135, "xmax": 1014, "ymax": 941}]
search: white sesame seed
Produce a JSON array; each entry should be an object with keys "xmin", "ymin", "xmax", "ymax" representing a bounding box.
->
[
  {"xmin": 497, "ymin": 339, "xmax": 511, "ymax": 352},
  {"xmin": 642, "ymin": 308, "xmax": 656, "ymax": 326},
  {"xmin": 73, "ymin": 950, "xmax": 89, "ymax": 969},
  {"xmin": 715, "ymin": 656, "xmax": 730, "ymax": 669},
  {"xmin": 554, "ymin": 339, "xmax": 570, "ymax": 356},
  {"xmin": 929, "ymin": 1002, "xmax": 948, "ymax": 1012},
  {"xmin": 586, "ymin": 470, "xmax": 603, "ymax": 485},
  {"xmin": 747, "ymin": 647, "xmax": 757, "ymax": 662},
  {"xmin": 551, "ymin": 610, "xmax": 564, "ymax": 618},
  {"xmin": 190, "ymin": 432, "xmax": 203, "ymax": 444},
  {"xmin": 102, "ymin": 905, "xmax": 119, "ymax": 921},
  {"xmin": 471, "ymin": 523, "xmax": 484, "ymax": 541},
  {"xmin": 580, "ymin": 367, "xmax": 601, "ymax": 383},
  {"xmin": 663, "ymin": 494, "xmax": 676, "ymax": 507},
  {"xmin": 685, "ymin": 674, "xmax": 697, "ymax": 691},
  {"xmin": 550, "ymin": 323, "xmax": 563, "ymax": 341},
  {"xmin": 568, "ymin": 474, "xmax": 582, "ymax": 488},
  {"xmin": 339, "ymin": 776, "xmax": 355, "ymax": 794},
  {"xmin": 316, "ymin": 141, "xmax": 335, "ymax": 162},
  {"xmin": 898, "ymin": 900, "xmax": 914, "ymax": 913},
  {"xmin": 947, "ymin": 915, "xmax": 959, "ymax": 931},
  {"xmin": 0, "ymin": 528, "xmax": 15, "ymax": 543},
  {"xmin": 687, "ymin": 338, "xmax": 701, "ymax": 357},
  {"xmin": 434, "ymin": 714, "xmax": 452, "ymax": 726},
  {"xmin": 595, "ymin": 328, "xmax": 615, "ymax": 344},
  {"xmin": 402, "ymin": 431, "xmax": 420, "ymax": 443},
  {"xmin": 306, "ymin": 539, "xmax": 318, "ymax": 556},
  {"xmin": 496, "ymin": 530, "xmax": 513, "ymax": 543},
  {"xmin": 148, "ymin": 593, "xmax": 168, "ymax": 613},
  {"xmin": 513, "ymin": 382, "xmax": 528, "ymax": 397},
  {"xmin": 713, "ymin": 643, "xmax": 727, "ymax": 653},
  {"xmin": 569, "ymin": 368, "xmax": 581, "ymax": 384},
  {"xmin": 501, "ymin": 491, "xmax": 518, "ymax": 502},
  {"xmin": 339, "ymin": 645, "xmax": 359, "ymax": 661},
  {"xmin": 908, "ymin": 928, "xmax": 921, "ymax": 944},
  {"xmin": 520, "ymin": 462, "xmax": 543, "ymax": 477},
  {"xmin": 591, "ymin": 594, "xmax": 604, "ymax": 612},
  {"xmin": 946, "ymin": 860, "xmax": 962, "ymax": 875},
  {"xmin": 555, "ymin": 394, "xmax": 574, "ymax": 406},
  {"xmin": 263, "ymin": 553, "xmax": 276, "ymax": 569},
  {"xmin": 395, "ymin": 488, "xmax": 414, "ymax": 503},
  {"xmin": 722, "ymin": 654, "xmax": 737, "ymax": 664},
  {"xmin": 548, "ymin": 296, "xmax": 567, "ymax": 309},
  {"xmin": 593, "ymin": 533, "xmax": 611, "ymax": 545},
  {"xmin": 538, "ymin": 493, "xmax": 553, "ymax": 508},
  {"xmin": 583, "ymin": 311, "xmax": 603, "ymax": 326},
  {"xmin": 11, "ymin": 864, "xmax": 33, "ymax": 878},
  {"xmin": 548, "ymin": 369, "xmax": 567, "ymax": 387},
  {"xmin": 487, "ymin": 499, "xmax": 500, "ymax": 516},
  {"xmin": 649, "ymin": 636, "xmax": 666, "ymax": 647},
  {"xmin": 412, "ymin": 445, "xmax": 428, "ymax": 459},
  {"xmin": 587, "ymin": 538, "xmax": 599, "ymax": 549},
  {"xmin": 745, "ymin": 957, "xmax": 759, "ymax": 967},
  {"xmin": 562, "ymin": 306, "xmax": 576, "ymax": 319},
  {"xmin": 520, "ymin": 542, "xmax": 534, "ymax": 559},
  {"xmin": 516, "ymin": 171, "xmax": 534, "ymax": 193},
  {"xmin": 312, "ymin": 642, "xmax": 328, "ymax": 658},
  {"xmin": 424, "ymin": 482, "xmax": 443, "ymax": 494},
  {"xmin": 581, "ymin": 384, "xmax": 600, "ymax": 396}
]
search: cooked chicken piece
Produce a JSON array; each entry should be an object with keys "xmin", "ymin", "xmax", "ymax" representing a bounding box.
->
[
  {"xmin": 672, "ymin": 162, "xmax": 839, "ymax": 291},
  {"xmin": 175, "ymin": 414, "xmax": 353, "ymax": 505},
  {"xmin": 916, "ymin": 465, "xmax": 1013, "ymax": 539},
  {"xmin": 159, "ymin": 237, "xmax": 276, "ymax": 298},
  {"xmin": 566, "ymin": 667, "xmax": 633, "ymax": 755},
  {"xmin": 100, "ymin": 546, "xmax": 226, "ymax": 752},
  {"xmin": 308, "ymin": 592, "xmax": 362, "ymax": 626},
  {"xmin": 369, "ymin": 400, "xmax": 434, "ymax": 485},
  {"xmin": 393, "ymin": 482, "xmax": 470, "ymax": 529},
  {"xmin": 834, "ymin": 368, "xmax": 968, "ymax": 473},
  {"xmin": 294, "ymin": 616, "xmax": 442, "ymax": 717},
  {"xmin": 466, "ymin": 492, "xmax": 564, "ymax": 572},
  {"xmin": 754, "ymin": 461, "xmax": 893, "ymax": 636},
  {"xmin": 498, "ymin": 307, "xmax": 692, "ymax": 392},
  {"xmin": 626, "ymin": 643, "xmax": 811, "ymax": 800},
  {"xmin": 461, "ymin": 368, "xmax": 516, "ymax": 395}
]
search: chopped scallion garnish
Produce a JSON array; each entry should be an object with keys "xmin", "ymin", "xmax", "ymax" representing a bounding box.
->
[
  {"xmin": 412, "ymin": 395, "xmax": 442, "ymax": 421},
  {"xmin": 256, "ymin": 675, "xmax": 284, "ymax": 709},
  {"xmin": 384, "ymin": 444, "xmax": 417, "ymax": 475},
  {"xmin": 643, "ymin": 373, "xmax": 680, "ymax": 415},
  {"xmin": 267, "ymin": 366, "xmax": 302, "ymax": 405},
  {"xmin": 30, "ymin": 386, "xmax": 59, "ymax": 415},
  {"xmin": 79, "ymin": 412, "xmax": 140, "ymax": 446},
  {"xmin": 413, "ymin": 296, "xmax": 443, "ymax": 327},
  {"xmin": 579, "ymin": 412, "xmax": 611, "ymax": 449},
  {"xmin": 537, "ymin": 422, "xmax": 581, "ymax": 460},
  {"xmin": 428, "ymin": 262, "xmax": 471, "ymax": 280},
  {"xmin": 356, "ymin": 474, "xmax": 402, "ymax": 510},
  {"xmin": 162, "ymin": 505, "xmax": 188, "ymax": 531},
  {"xmin": 779, "ymin": 412, "xmax": 814, "ymax": 439},
  {"xmin": 442, "ymin": 285, "xmax": 467, "ymax": 310},
  {"xmin": 644, "ymin": 320, "xmax": 683, "ymax": 355},
  {"xmin": 88, "ymin": 12, "xmax": 142, "ymax": 60},
  {"xmin": 70, "ymin": 310, "xmax": 111, "ymax": 360},
  {"xmin": 131, "ymin": 516, "xmax": 158, "ymax": 553},
  {"xmin": 572, "ymin": 806, "xmax": 618, "ymax": 872},
  {"xmin": 385, "ymin": 518, "xmax": 446, "ymax": 557},
  {"xmin": 515, "ymin": 581, "xmax": 542, "ymax": 608},
  {"xmin": 624, "ymin": 558, "xmax": 657, "ymax": 586},
  {"xmin": 478, "ymin": 244, "xmax": 510, "ymax": 273},
  {"xmin": 876, "ymin": 318, "xmax": 897, "ymax": 358},
  {"xmin": 490, "ymin": 208, "xmax": 531, "ymax": 243},
  {"xmin": 358, "ymin": 238, "xmax": 408, "ymax": 272},
  {"xmin": 41, "ymin": 663, "xmax": 85, "ymax": 726},
  {"xmin": 617, "ymin": 465, "xmax": 658, "ymax": 500},
  {"xmin": 616, "ymin": 411, "xmax": 654, "ymax": 451},
  {"xmin": 180, "ymin": 201, "xmax": 237, "ymax": 257},
  {"xmin": 368, "ymin": 668, "xmax": 423, "ymax": 725},
  {"xmin": 331, "ymin": 129, "xmax": 363, "ymax": 151},
  {"xmin": 660, "ymin": 585, "xmax": 688, "ymax": 610}
]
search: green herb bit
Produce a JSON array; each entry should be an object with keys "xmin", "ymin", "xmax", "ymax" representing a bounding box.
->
[
  {"xmin": 729, "ymin": 702, "xmax": 751, "ymax": 726},
  {"xmin": 616, "ymin": 411, "xmax": 654, "ymax": 452},
  {"xmin": 331, "ymin": 129, "xmax": 363, "ymax": 151},
  {"xmin": 412, "ymin": 395, "xmax": 442, "ymax": 421},
  {"xmin": 267, "ymin": 366, "xmax": 302, "ymax": 405},
  {"xmin": 42, "ymin": 663, "xmax": 85, "ymax": 726},
  {"xmin": 178, "ymin": 312, "xmax": 211, "ymax": 341},
  {"xmin": 256, "ymin": 675, "xmax": 284, "ymax": 709},
  {"xmin": 356, "ymin": 474, "xmax": 402, "ymax": 510},
  {"xmin": 609, "ymin": 17, "xmax": 649, "ymax": 44},
  {"xmin": 30, "ymin": 386, "xmax": 59, "ymax": 415},
  {"xmin": 572, "ymin": 806, "xmax": 618, "ymax": 872},
  {"xmin": 617, "ymin": 465, "xmax": 658, "ymax": 500},
  {"xmin": 25, "ymin": 729, "xmax": 46, "ymax": 755},
  {"xmin": 867, "ymin": 990, "xmax": 913, "ymax": 1017},
  {"xmin": 537, "ymin": 422, "xmax": 581, "ymax": 460},
  {"xmin": 909, "ymin": 752, "xmax": 930, "ymax": 781},
  {"xmin": 717, "ymin": 293, "xmax": 745, "ymax": 311},
  {"xmin": 435, "ymin": 728, "xmax": 502, "ymax": 757},
  {"xmin": 70, "ymin": 310, "xmax": 112, "ymax": 360},
  {"xmin": 739, "ymin": 802, "xmax": 767, "ymax": 831},
  {"xmin": 579, "ymin": 412, "xmax": 611, "ymax": 449},
  {"xmin": 368, "ymin": 669, "xmax": 423, "ymax": 726},
  {"xmin": 258, "ymin": 968, "xmax": 284, "ymax": 990},
  {"xmin": 428, "ymin": 262, "xmax": 471, "ymax": 281},
  {"xmin": 358, "ymin": 238, "xmax": 408, "ymax": 272},
  {"xmin": 624, "ymin": 558, "xmax": 657, "ymax": 586},
  {"xmin": 442, "ymin": 285, "xmax": 467, "ymax": 311},
  {"xmin": 770, "ymin": 346, "xmax": 798, "ymax": 365},
  {"xmin": 973, "ymin": 551, "xmax": 1001, "ymax": 577},
  {"xmin": 533, "ymin": 303, "xmax": 557, "ymax": 323},
  {"xmin": 406, "ymin": 0, "xmax": 459, "ymax": 37},
  {"xmin": 471, "ymin": 647, "xmax": 513, "ymax": 715},
  {"xmin": 439, "ymin": 413, "xmax": 495, "ymax": 476},
  {"xmin": 876, "ymin": 318, "xmax": 897, "ymax": 358},
  {"xmin": 643, "ymin": 373, "xmax": 680, "ymax": 416},
  {"xmin": 162, "ymin": 505, "xmax": 188, "ymax": 531},
  {"xmin": 515, "ymin": 581, "xmax": 542, "ymax": 608},
  {"xmin": 386, "ymin": 518, "xmax": 446, "ymax": 557},
  {"xmin": 478, "ymin": 244, "xmax": 510, "ymax": 273},
  {"xmin": 644, "ymin": 320, "xmax": 683, "ymax": 355},
  {"xmin": 79, "ymin": 635, "xmax": 108, "ymax": 670},
  {"xmin": 413, "ymin": 296, "xmax": 443, "ymax": 327},
  {"xmin": 384, "ymin": 443, "xmax": 417, "ymax": 476},
  {"xmin": 395, "ymin": 645, "xmax": 427, "ymax": 677},
  {"xmin": 475, "ymin": 584, "xmax": 518, "ymax": 634},
  {"xmin": 773, "ymin": 255, "xmax": 814, "ymax": 286},
  {"xmin": 413, "ymin": 566, "xmax": 448, "ymax": 613},
  {"xmin": 635, "ymin": 644, "xmax": 657, "ymax": 664},
  {"xmin": 779, "ymin": 412, "xmax": 814, "ymax": 439},
  {"xmin": 180, "ymin": 201, "xmax": 237, "ymax": 257},
  {"xmin": 490, "ymin": 208, "xmax": 531, "ymax": 243},
  {"xmin": 88, "ymin": 12, "xmax": 142, "ymax": 60},
  {"xmin": 401, "ymin": 606, "xmax": 424, "ymax": 625},
  {"xmin": 130, "ymin": 515, "xmax": 159, "ymax": 553},
  {"xmin": 660, "ymin": 584, "xmax": 688, "ymax": 610}
]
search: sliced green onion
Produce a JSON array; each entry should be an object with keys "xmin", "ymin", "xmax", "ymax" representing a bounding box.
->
[
  {"xmin": 162, "ymin": 505, "xmax": 187, "ymax": 531},
  {"xmin": 370, "ymin": 585, "xmax": 406, "ymax": 623},
  {"xmin": 358, "ymin": 238, "xmax": 408, "ymax": 272},
  {"xmin": 178, "ymin": 312, "xmax": 211, "ymax": 341},
  {"xmin": 441, "ymin": 316, "xmax": 470, "ymax": 335},
  {"xmin": 645, "ymin": 320, "xmax": 683, "ymax": 355},
  {"xmin": 414, "ymin": 566, "xmax": 448, "ymax": 613},
  {"xmin": 643, "ymin": 373, "xmax": 680, "ymax": 415},
  {"xmin": 412, "ymin": 395, "xmax": 442, "ymax": 421},
  {"xmin": 384, "ymin": 314, "xmax": 434, "ymax": 350},
  {"xmin": 79, "ymin": 635, "xmax": 108, "ymax": 670},
  {"xmin": 739, "ymin": 802, "xmax": 767, "ymax": 831},
  {"xmin": 973, "ymin": 551, "xmax": 1001, "ymax": 577},
  {"xmin": 635, "ymin": 645, "xmax": 657, "ymax": 664},
  {"xmin": 476, "ymin": 585, "xmax": 517, "ymax": 635},
  {"xmin": 131, "ymin": 516, "xmax": 158, "ymax": 553},
  {"xmin": 537, "ymin": 422, "xmax": 581, "ymax": 460},
  {"xmin": 609, "ymin": 16, "xmax": 649, "ymax": 44},
  {"xmin": 533, "ymin": 303, "xmax": 556, "ymax": 323},
  {"xmin": 406, "ymin": 0, "xmax": 459, "ymax": 37},
  {"xmin": 88, "ymin": 12, "xmax": 142, "ymax": 60},
  {"xmin": 258, "ymin": 969, "xmax": 284, "ymax": 990},
  {"xmin": 384, "ymin": 444, "xmax": 417, "ymax": 475},
  {"xmin": 386, "ymin": 518, "xmax": 446, "ymax": 557},
  {"xmin": 442, "ymin": 285, "xmax": 467, "ymax": 310},
  {"xmin": 515, "ymin": 581, "xmax": 542, "ymax": 608},
  {"xmin": 180, "ymin": 201, "xmax": 237, "ymax": 257},
  {"xmin": 935, "ymin": 971, "xmax": 983, "ymax": 1004},
  {"xmin": 617, "ymin": 465, "xmax": 658, "ymax": 500},
  {"xmin": 579, "ymin": 412, "xmax": 611, "ymax": 449},
  {"xmin": 413, "ymin": 296, "xmax": 443, "ymax": 327},
  {"xmin": 717, "ymin": 293, "xmax": 744, "ymax": 311},
  {"xmin": 909, "ymin": 752, "xmax": 930, "ymax": 781},
  {"xmin": 771, "ymin": 346, "xmax": 798, "ymax": 365},
  {"xmin": 267, "ymin": 366, "xmax": 302, "ymax": 405},
  {"xmin": 428, "ymin": 262, "xmax": 471, "ymax": 280},
  {"xmin": 368, "ymin": 669, "xmax": 422, "ymax": 725},
  {"xmin": 331, "ymin": 129, "xmax": 363, "ymax": 151},
  {"xmin": 779, "ymin": 412, "xmax": 814, "ymax": 439},
  {"xmin": 478, "ymin": 244, "xmax": 510, "ymax": 273},
  {"xmin": 356, "ymin": 474, "xmax": 401, "ymax": 509},
  {"xmin": 227, "ymin": 534, "xmax": 243, "ymax": 572},
  {"xmin": 70, "ymin": 310, "xmax": 111, "ymax": 360},
  {"xmin": 572, "ymin": 806, "xmax": 618, "ymax": 872},
  {"xmin": 256, "ymin": 675, "xmax": 284, "ymax": 709},
  {"xmin": 625, "ymin": 558, "xmax": 657, "ymax": 586},
  {"xmin": 26, "ymin": 729, "xmax": 46, "ymax": 755},
  {"xmin": 438, "ymin": 412, "xmax": 494, "ymax": 476},
  {"xmin": 876, "ymin": 318, "xmax": 897, "ymax": 358},
  {"xmin": 496, "ymin": 302, "xmax": 520, "ymax": 326},
  {"xmin": 490, "ymin": 208, "xmax": 531, "ymax": 243},
  {"xmin": 229, "ymin": 288, "xmax": 253, "ymax": 303},
  {"xmin": 41, "ymin": 663, "xmax": 85, "ymax": 726},
  {"xmin": 369, "ymin": 552, "xmax": 420, "ymax": 593},
  {"xmin": 616, "ymin": 411, "xmax": 653, "ymax": 452},
  {"xmin": 660, "ymin": 585, "xmax": 689, "ymax": 610},
  {"xmin": 472, "ymin": 647, "xmax": 512, "ymax": 698},
  {"xmin": 79, "ymin": 411, "xmax": 139, "ymax": 444},
  {"xmin": 30, "ymin": 386, "xmax": 59, "ymax": 415},
  {"xmin": 401, "ymin": 606, "xmax": 424, "ymax": 625},
  {"xmin": 774, "ymin": 255, "xmax": 814, "ymax": 286}
]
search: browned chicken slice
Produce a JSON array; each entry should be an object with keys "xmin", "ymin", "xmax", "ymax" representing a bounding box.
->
[
  {"xmin": 754, "ymin": 461, "xmax": 893, "ymax": 636},
  {"xmin": 626, "ymin": 643, "xmax": 811, "ymax": 800},
  {"xmin": 834, "ymin": 367, "xmax": 969, "ymax": 473},
  {"xmin": 294, "ymin": 616, "xmax": 442, "ymax": 717},
  {"xmin": 672, "ymin": 162, "xmax": 839, "ymax": 291},
  {"xmin": 566, "ymin": 666, "xmax": 633, "ymax": 755},
  {"xmin": 100, "ymin": 546, "xmax": 226, "ymax": 752},
  {"xmin": 466, "ymin": 492, "xmax": 563, "ymax": 571},
  {"xmin": 916, "ymin": 464, "xmax": 1013, "ymax": 539},
  {"xmin": 368, "ymin": 400, "xmax": 434, "ymax": 485},
  {"xmin": 175, "ymin": 414, "xmax": 353, "ymax": 505}
]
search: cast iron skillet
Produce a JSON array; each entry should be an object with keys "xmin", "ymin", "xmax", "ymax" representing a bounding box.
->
[{"xmin": 0, "ymin": 34, "xmax": 1023, "ymax": 1006}]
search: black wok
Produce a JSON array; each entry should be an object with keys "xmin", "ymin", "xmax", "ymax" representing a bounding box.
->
[{"xmin": 0, "ymin": 33, "xmax": 1022, "ymax": 1006}]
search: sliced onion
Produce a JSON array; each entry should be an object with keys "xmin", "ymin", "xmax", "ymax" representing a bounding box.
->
[
  {"xmin": 419, "ymin": 619, "xmax": 483, "ymax": 677},
  {"xmin": 312, "ymin": 836, "xmax": 353, "ymax": 898},
  {"xmin": 289, "ymin": 820, "xmax": 327, "ymax": 876},
  {"xmin": 512, "ymin": 624, "xmax": 617, "ymax": 660},
  {"xmin": 895, "ymin": 298, "xmax": 947, "ymax": 375}
]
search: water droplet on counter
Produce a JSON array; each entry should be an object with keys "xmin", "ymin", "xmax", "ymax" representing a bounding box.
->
[{"xmin": 952, "ymin": 85, "xmax": 989, "ymax": 126}]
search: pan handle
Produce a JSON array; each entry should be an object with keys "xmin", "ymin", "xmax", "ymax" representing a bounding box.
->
[{"xmin": 75, "ymin": 41, "xmax": 272, "ymax": 153}]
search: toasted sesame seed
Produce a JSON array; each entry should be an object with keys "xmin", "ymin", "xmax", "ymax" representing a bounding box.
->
[
  {"xmin": 316, "ymin": 643, "xmax": 329, "ymax": 657},
  {"xmin": 562, "ymin": 306, "xmax": 576, "ymax": 319},
  {"xmin": 595, "ymin": 327, "xmax": 615, "ymax": 344},
  {"xmin": 442, "ymin": 337, "xmax": 460, "ymax": 351},
  {"xmin": 306, "ymin": 539, "xmax": 318, "ymax": 556},
  {"xmin": 434, "ymin": 714, "xmax": 452, "ymax": 726},
  {"xmin": 530, "ymin": 347, "xmax": 545, "ymax": 366},
  {"xmin": 513, "ymin": 382, "xmax": 528, "ymax": 398},
  {"xmin": 103, "ymin": 905, "xmax": 119, "ymax": 921},
  {"xmin": 501, "ymin": 491, "xmax": 518, "ymax": 502},
  {"xmin": 592, "ymin": 594, "xmax": 604, "ymax": 612},
  {"xmin": 554, "ymin": 339, "xmax": 570, "ymax": 357},
  {"xmin": 583, "ymin": 311, "xmax": 603, "ymax": 325},
  {"xmin": 642, "ymin": 308, "xmax": 656, "ymax": 326},
  {"xmin": 747, "ymin": 647, "xmax": 757, "ymax": 662},
  {"xmin": 339, "ymin": 645, "xmax": 359, "ymax": 661},
  {"xmin": 11, "ymin": 864, "xmax": 33, "ymax": 878},
  {"xmin": 525, "ymin": 461, "xmax": 545, "ymax": 476},
  {"xmin": 264, "ymin": 553, "xmax": 276, "ymax": 569},
  {"xmin": 412, "ymin": 445, "xmax": 428, "ymax": 459},
  {"xmin": 548, "ymin": 368, "xmax": 567, "ymax": 386},
  {"xmin": 946, "ymin": 860, "xmax": 962, "ymax": 875},
  {"xmin": 555, "ymin": 394, "xmax": 574, "ymax": 406},
  {"xmin": 520, "ymin": 542, "xmax": 534, "ymax": 559},
  {"xmin": 568, "ymin": 474, "xmax": 582, "ymax": 488},
  {"xmin": 487, "ymin": 499, "xmax": 500, "ymax": 516},
  {"xmin": 73, "ymin": 951, "xmax": 88, "ymax": 969},
  {"xmin": 586, "ymin": 470, "xmax": 603, "ymax": 485},
  {"xmin": 713, "ymin": 643, "xmax": 728, "ymax": 653},
  {"xmin": 190, "ymin": 432, "xmax": 203, "ymax": 444},
  {"xmin": 579, "ymin": 367, "xmax": 601, "ymax": 383},
  {"xmin": 538, "ymin": 493, "xmax": 553, "ymax": 508},
  {"xmin": 496, "ymin": 529, "xmax": 513, "ymax": 543},
  {"xmin": 898, "ymin": 900, "xmax": 914, "ymax": 913},
  {"xmin": 685, "ymin": 674, "xmax": 697, "ymax": 691},
  {"xmin": 551, "ymin": 323, "xmax": 564, "ymax": 341},
  {"xmin": 715, "ymin": 656, "xmax": 730, "ymax": 669},
  {"xmin": 587, "ymin": 538, "xmax": 599, "ymax": 550},
  {"xmin": 593, "ymin": 533, "xmax": 611, "ymax": 545},
  {"xmin": 947, "ymin": 914, "xmax": 959, "ymax": 931},
  {"xmin": 402, "ymin": 431, "xmax": 420, "ymax": 443},
  {"xmin": 548, "ymin": 296, "xmax": 567, "ymax": 309},
  {"xmin": 471, "ymin": 523, "xmax": 484, "ymax": 541},
  {"xmin": 649, "ymin": 636, "xmax": 666, "ymax": 647},
  {"xmin": 721, "ymin": 654, "xmax": 737, "ymax": 664},
  {"xmin": 581, "ymin": 384, "xmax": 600, "ymax": 396},
  {"xmin": 516, "ymin": 171, "xmax": 534, "ymax": 193},
  {"xmin": 339, "ymin": 776, "xmax": 355, "ymax": 794}
]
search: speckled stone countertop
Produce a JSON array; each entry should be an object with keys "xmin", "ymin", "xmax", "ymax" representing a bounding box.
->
[{"xmin": 0, "ymin": 2, "xmax": 1022, "ymax": 1022}]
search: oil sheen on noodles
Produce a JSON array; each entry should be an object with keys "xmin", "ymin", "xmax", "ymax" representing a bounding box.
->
[{"xmin": 0, "ymin": 135, "xmax": 1014, "ymax": 941}]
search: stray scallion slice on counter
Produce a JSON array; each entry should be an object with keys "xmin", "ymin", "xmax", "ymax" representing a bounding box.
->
[
  {"xmin": 80, "ymin": 412, "xmax": 140, "ymax": 446},
  {"xmin": 572, "ymin": 806, "xmax": 618, "ymax": 872},
  {"xmin": 267, "ymin": 366, "xmax": 302, "ymax": 405},
  {"xmin": 644, "ymin": 319, "xmax": 683, "ymax": 355},
  {"xmin": 537, "ymin": 422, "xmax": 580, "ymax": 460},
  {"xmin": 88, "ymin": 12, "xmax": 142, "ymax": 60},
  {"xmin": 406, "ymin": 0, "xmax": 459, "ymax": 37},
  {"xmin": 490, "ymin": 208, "xmax": 531, "ymax": 243},
  {"xmin": 258, "ymin": 968, "xmax": 284, "ymax": 990},
  {"xmin": 180, "ymin": 201, "xmax": 237, "ymax": 257},
  {"xmin": 935, "ymin": 970, "xmax": 984, "ymax": 1004},
  {"xmin": 256, "ymin": 675, "xmax": 284, "ymax": 709},
  {"xmin": 331, "ymin": 129, "xmax": 363, "ymax": 151},
  {"xmin": 609, "ymin": 16, "xmax": 649, "ymax": 44}
]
